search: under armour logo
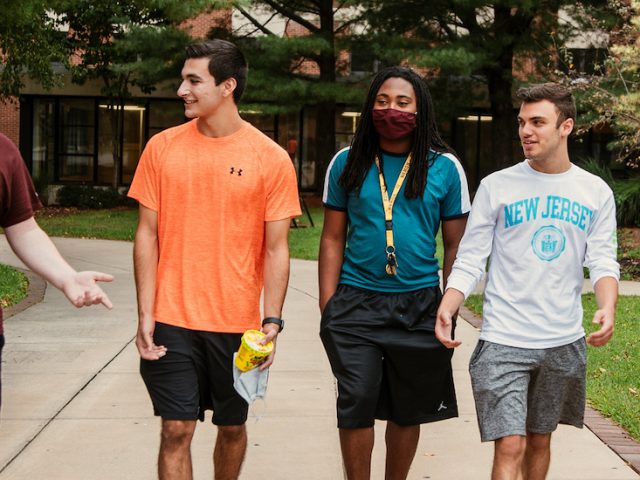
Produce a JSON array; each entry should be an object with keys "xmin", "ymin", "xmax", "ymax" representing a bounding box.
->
[
  {"xmin": 437, "ymin": 401, "xmax": 447, "ymax": 412},
  {"xmin": 229, "ymin": 167, "xmax": 243, "ymax": 176}
]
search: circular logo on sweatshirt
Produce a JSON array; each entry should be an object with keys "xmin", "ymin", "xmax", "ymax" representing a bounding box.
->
[{"xmin": 531, "ymin": 225, "xmax": 565, "ymax": 261}]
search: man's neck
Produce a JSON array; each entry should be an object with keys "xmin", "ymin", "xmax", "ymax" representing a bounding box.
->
[
  {"xmin": 528, "ymin": 153, "xmax": 571, "ymax": 174},
  {"xmin": 196, "ymin": 108, "xmax": 244, "ymax": 138}
]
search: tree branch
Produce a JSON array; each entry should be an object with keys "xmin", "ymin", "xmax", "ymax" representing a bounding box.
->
[
  {"xmin": 333, "ymin": 0, "xmax": 347, "ymax": 14},
  {"xmin": 334, "ymin": 15, "xmax": 365, "ymax": 35},
  {"xmin": 236, "ymin": 6, "xmax": 277, "ymax": 36},
  {"xmin": 259, "ymin": 0, "xmax": 320, "ymax": 33}
]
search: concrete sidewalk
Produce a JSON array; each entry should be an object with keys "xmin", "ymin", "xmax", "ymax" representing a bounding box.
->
[{"xmin": 0, "ymin": 236, "xmax": 638, "ymax": 479}]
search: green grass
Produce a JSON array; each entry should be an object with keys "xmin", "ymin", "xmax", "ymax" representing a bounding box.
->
[
  {"xmin": 464, "ymin": 294, "xmax": 484, "ymax": 315},
  {"xmin": 464, "ymin": 293, "xmax": 640, "ymax": 441},
  {"xmin": 583, "ymin": 294, "xmax": 640, "ymax": 441},
  {"xmin": 0, "ymin": 264, "xmax": 28, "ymax": 309},
  {"xmin": 289, "ymin": 208, "xmax": 324, "ymax": 260},
  {"xmin": 35, "ymin": 208, "xmax": 138, "ymax": 241}
]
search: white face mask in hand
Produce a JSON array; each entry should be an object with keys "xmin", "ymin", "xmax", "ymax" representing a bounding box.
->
[{"xmin": 232, "ymin": 353, "xmax": 269, "ymax": 404}]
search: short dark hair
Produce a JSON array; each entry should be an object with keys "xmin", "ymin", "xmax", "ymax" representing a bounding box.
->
[
  {"xmin": 185, "ymin": 39, "xmax": 248, "ymax": 104},
  {"xmin": 516, "ymin": 83, "xmax": 576, "ymax": 127}
]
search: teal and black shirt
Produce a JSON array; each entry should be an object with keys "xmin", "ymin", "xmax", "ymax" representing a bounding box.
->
[{"xmin": 322, "ymin": 147, "xmax": 471, "ymax": 292}]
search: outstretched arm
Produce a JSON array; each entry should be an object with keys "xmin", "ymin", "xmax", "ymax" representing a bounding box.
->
[
  {"xmin": 260, "ymin": 217, "xmax": 292, "ymax": 370},
  {"xmin": 4, "ymin": 217, "xmax": 113, "ymax": 308},
  {"xmin": 133, "ymin": 204, "xmax": 166, "ymax": 360}
]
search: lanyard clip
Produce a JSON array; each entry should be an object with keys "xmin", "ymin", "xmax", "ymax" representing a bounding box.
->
[{"xmin": 385, "ymin": 247, "xmax": 397, "ymax": 275}]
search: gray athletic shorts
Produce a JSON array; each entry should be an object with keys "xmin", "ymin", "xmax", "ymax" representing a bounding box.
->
[{"xmin": 469, "ymin": 338, "xmax": 586, "ymax": 442}]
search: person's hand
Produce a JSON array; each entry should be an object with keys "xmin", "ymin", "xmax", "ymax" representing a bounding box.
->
[
  {"xmin": 435, "ymin": 289, "xmax": 465, "ymax": 349},
  {"xmin": 587, "ymin": 307, "xmax": 615, "ymax": 347},
  {"xmin": 135, "ymin": 316, "xmax": 167, "ymax": 360},
  {"xmin": 61, "ymin": 271, "xmax": 114, "ymax": 309},
  {"xmin": 435, "ymin": 308, "xmax": 462, "ymax": 348},
  {"xmin": 258, "ymin": 323, "xmax": 280, "ymax": 370}
]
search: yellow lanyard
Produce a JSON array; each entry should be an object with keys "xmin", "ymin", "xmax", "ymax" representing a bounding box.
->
[{"xmin": 374, "ymin": 153, "xmax": 412, "ymax": 275}]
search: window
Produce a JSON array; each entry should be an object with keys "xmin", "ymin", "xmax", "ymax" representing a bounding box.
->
[
  {"xmin": 32, "ymin": 98, "xmax": 55, "ymax": 184},
  {"xmin": 336, "ymin": 108, "xmax": 359, "ymax": 151},
  {"xmin": 58, "ymin": 99, "xmax": 95, "ymax": 182},
  {"xmin": 98, "ymin": 103, "xmax": 147, "ymax": 186},
  {"xmin": 148, "ymin": 100, "xmax": 186, "ymax": 139}
]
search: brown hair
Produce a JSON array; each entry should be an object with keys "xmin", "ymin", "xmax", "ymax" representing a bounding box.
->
[
  {"xmin": 516, "ymin": 83, "xmax": 576, "ymax": 127},
  {"xmin": 185, "ymin": 39, "xmax": 248, "ymax": 104}
]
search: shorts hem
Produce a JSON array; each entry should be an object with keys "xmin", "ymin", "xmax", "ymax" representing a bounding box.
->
[
  {"xmin": 528, "ymin": 420, "xmax": 584, "ymax": 434},
  {"xmin": 380, "ymin": 410, "xmax": 459, "ymax": 426},
  {"xmin": 156, "ymin": 411, "xmax": 200, "ymax": 421},
  {"xmin": 212, "ymin": 416, "xmax": 248, "ymax": 426},
  {"xmin": 560, "ymin": 419, "xmax": 584, "ymax": 429},
  {"xmin": 338, "ymin": 418, "xmax": 375, "ymax": 429},
  {"xmin": 480, "ymin": 420, "xmax": 584, "ymax": 442},
  {"xmin": 338, "ymin": 410, "xmax": 459, "ymax": 429},
  {"xmin": 481, "ymin": 429, "xmax": 527, "ymax": 442}
]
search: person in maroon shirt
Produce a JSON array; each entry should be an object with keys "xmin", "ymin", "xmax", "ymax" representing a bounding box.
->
[{"xmin": 0, "ymin": 133, "xmax": 114, "ymax": 409}]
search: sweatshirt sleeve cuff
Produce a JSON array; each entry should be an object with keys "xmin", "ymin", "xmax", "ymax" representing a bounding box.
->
[
  {"xmin": 590, "ymin": 270, "xmax": 620, "ymax": 288},
  {"xmin": 446, "ymin": 270, "xmax": 480, "ymax": 299}
]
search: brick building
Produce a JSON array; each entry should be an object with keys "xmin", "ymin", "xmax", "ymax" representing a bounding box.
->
[{"xmin": 0, "ymin": 6, "xmax": 616, "ymax": 200}]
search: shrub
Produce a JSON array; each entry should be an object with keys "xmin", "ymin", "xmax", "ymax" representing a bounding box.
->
[
  {"xmin": 615, "ymin": 177, "xmax": 640, "ymax": 227},
  {"xmin": 57, "ymin": 185, "xmax": 125, "ymax": 209},
  {"xmin": 578, "ymin": 158, "xmax": 640, "ymax": 227}
]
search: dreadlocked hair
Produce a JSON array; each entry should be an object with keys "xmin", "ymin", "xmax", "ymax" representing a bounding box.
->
[{"xmin": 339, "ymin": 66, "xmax": 453, "ymax": 199}]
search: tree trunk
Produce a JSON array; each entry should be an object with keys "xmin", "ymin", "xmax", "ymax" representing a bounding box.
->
[
  {"xmin": 487, "ymin": 6, "xmax": 518, "ymax": 172},
  {"xmin": 313, "ymin": 0, "xmax": 337, "ymax": 194},
  {"xmin": 487, "ymin": 69, "xmax": 516, "ymax": 172}
]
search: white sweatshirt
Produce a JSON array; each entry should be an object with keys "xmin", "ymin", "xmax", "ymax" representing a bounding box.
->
[{"xmin": 447, "ymin": 160, "xmax": 619, "ymax": 348}]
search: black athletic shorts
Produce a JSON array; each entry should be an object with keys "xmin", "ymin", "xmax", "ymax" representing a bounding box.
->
[
  {"xmin": 140, "ymin": 322, "xmax": 248, "ymax": 425},
  {"xmin": 320, "ymin": 284, "xmax": 458, "ymax": 429}
]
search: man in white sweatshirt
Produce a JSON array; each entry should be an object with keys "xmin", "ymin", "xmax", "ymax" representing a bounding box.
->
[{"xmin": 435, "ymin": 83, "xmax": 619, "ymax": 480}]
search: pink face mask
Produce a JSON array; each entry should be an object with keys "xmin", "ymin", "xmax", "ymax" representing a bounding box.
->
[{"xmin": 372, "ymin": 108, "xmax": 417, "ymax": 140}]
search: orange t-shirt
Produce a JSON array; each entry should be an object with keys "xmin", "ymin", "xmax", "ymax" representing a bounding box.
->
[{"xmin": 128, "ymin": 120, "xmax": 301, "ymax": 332}]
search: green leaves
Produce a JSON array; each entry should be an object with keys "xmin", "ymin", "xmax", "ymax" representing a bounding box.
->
[
  {"xmin": 561, "ymin": 1, "xmax": 640, "ymax": 170},
  {"xmin": 0, "ymin": 0, "xmax": 65, "ymax": 98},
  {"xmin": 60, "ymin": 0, "xmax": 198, "ymax": 97},
  {"xmin": 0, "ymin": 0, "xmax": 207, "ymax": 100}
]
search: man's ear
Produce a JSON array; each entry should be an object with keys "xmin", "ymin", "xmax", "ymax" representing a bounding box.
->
[
  {"xmin": 560, "ymin": 117, "xmax": 574, "ymax": 138},
  {"xmin": 221, "ymin": 78, "xmax": 237, "ymax": 98}
]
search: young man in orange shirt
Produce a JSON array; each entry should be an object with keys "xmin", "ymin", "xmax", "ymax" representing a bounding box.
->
[{"xmin": 128, "ymin": 40, "xmax": 300, "ymax": 479}]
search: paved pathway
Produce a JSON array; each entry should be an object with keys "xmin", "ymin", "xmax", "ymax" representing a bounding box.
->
[{"xmin": 0, "ymin": 236, "xmax": 638, "ymax": 479}]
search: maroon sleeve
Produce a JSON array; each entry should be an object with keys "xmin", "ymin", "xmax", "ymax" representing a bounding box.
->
[{"xmin": 0, "ymin": 134, "xmax": 42, "ymax": 228}]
